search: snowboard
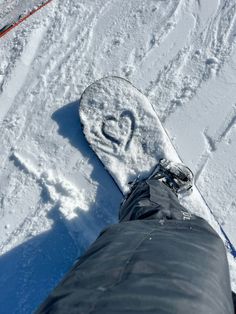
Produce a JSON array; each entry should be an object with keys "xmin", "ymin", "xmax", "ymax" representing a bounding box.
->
[{"xmin": 79, "ymin": 76, "xmax": 236, "ymax": 259}]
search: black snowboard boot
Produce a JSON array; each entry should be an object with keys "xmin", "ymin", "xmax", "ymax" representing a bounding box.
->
[
  {"xmin": 148, "ymin": 159, "xmax": 194, "ymax": 196},
  {"xmin": 119, "ymin": 159, "xmax": 194, "ymax": 222}
]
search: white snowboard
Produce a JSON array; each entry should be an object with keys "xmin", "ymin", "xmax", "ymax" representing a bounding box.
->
[{"xmin": 79, "ymin": 76, "xmax": 236, "ymax": 260}]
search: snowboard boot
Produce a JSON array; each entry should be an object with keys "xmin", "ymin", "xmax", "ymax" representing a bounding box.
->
[
  {"xmin": 148, "ymin": 158, "xmax": 194, "ymax": 196},
  {"xmin": 119, "ymin": 159, "xmax": 194, "ymax": 222}
]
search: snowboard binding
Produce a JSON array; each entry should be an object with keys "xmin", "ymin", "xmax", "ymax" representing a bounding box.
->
[{"xmin": 149, "ymin": 159, "xmax": 194, "ymax": 195}]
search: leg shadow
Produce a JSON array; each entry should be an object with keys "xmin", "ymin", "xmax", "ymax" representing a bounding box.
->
[{"xmin": 0, "ymin": 207, "xmax": 77, "ymax": 314}]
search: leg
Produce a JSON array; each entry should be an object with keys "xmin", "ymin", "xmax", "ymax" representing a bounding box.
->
[{"xmin": 36, "ymin": 179, "xmax": 234, "ymax": 314}]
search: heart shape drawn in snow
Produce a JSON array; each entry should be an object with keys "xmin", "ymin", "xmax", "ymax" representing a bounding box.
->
[{"xmin": 101, "ymin": 110, "xmax": 135, "ymax": 151}]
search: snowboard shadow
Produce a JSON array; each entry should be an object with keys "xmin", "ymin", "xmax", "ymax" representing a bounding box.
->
[
  {"xmin": 51, "ymin": 100, "xmax": 123, "ymax": 190},
  {"xmin": 51, "ymin": 100, "xmax": 122, "ymax": 220},
  {"xmin": 51, "ymin": 100, "xmax": 122, "ymax": 245}
]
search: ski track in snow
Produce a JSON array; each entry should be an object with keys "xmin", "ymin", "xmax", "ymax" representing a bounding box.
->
[{"xmin": 1, "ymin": 0, "xmax": 236, "ymax": 312}]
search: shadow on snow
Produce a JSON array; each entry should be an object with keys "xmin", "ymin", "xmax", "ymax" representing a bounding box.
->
[{"xmin": 0, "ymin": 101, "xmax": 122, "ymax": 313}]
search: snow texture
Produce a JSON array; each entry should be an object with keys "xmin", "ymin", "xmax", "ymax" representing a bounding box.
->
[{"xmin": 0, "ymin": 0, "xmax": 236, "ymax": 312}]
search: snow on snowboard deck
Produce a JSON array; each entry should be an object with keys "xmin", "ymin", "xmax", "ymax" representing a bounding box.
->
[{"xmin": 79, "ymin": 76, "xmax": 236, "ymax": 259}]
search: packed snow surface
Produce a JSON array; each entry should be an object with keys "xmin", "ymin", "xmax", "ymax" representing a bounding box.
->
[{"xmin": 1, "ymin": 0, "xmax": 236, "ymax": 312}]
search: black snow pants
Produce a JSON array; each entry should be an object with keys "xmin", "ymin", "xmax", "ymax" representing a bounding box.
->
[{"xmin": 36, "ymin": 179, "xmax": 235, "ymax": 314}]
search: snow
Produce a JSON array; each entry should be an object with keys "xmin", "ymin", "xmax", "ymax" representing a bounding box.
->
[{"xmin": 0, "ymin": 0, "xmax": 236, "ymax": 312}]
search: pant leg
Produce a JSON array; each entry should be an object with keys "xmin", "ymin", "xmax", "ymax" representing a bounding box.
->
[
  {"xmin": 36, "ymin": 180, "xmax": 234, "ymax": 314},
  {"xmin": 119, "ymin": 178, "xmax": 192, "ymax": 222},
  {"xmin": 232, "ymin": 292, "xmax": 236, "ymax": 313},
  {"xmin": 119, "ymin": 179, "xmax": 234, "ymax": 313}
]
